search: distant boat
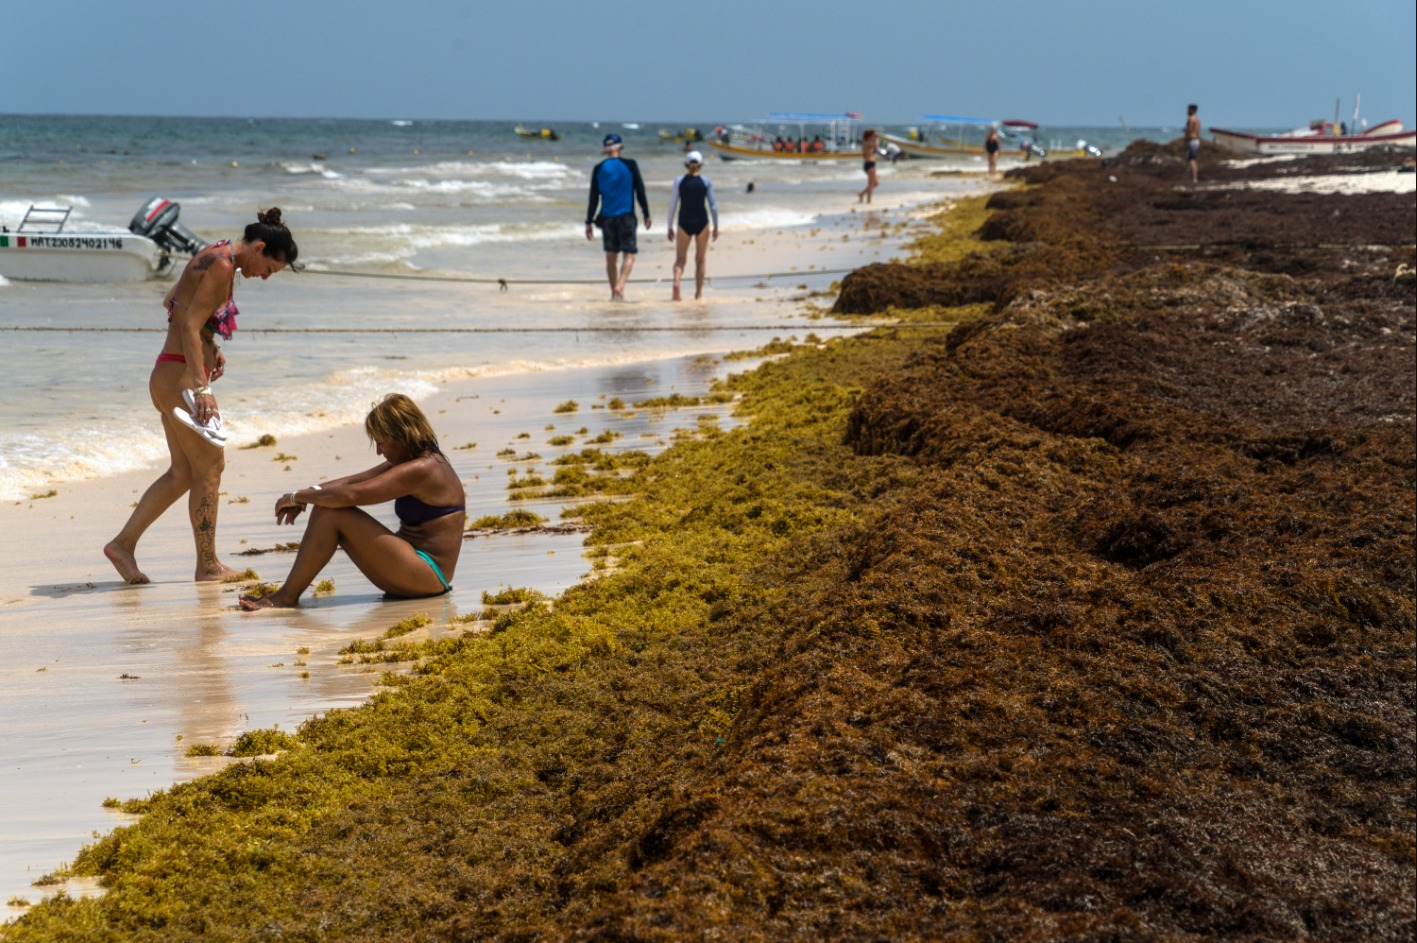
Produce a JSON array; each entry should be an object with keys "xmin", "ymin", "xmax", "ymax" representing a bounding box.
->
[
  {"xmin": 514, "ymin": 124, "xmax": 561, "ymax": 141},
  {"xmin": 621, "ymin": 123, "xmax": 641, "ymax": 130},
  {"xmin": 709, "ymin": 112, "xmax": 866, "ymax": 161},
  {"xmin": 0, "ymin": 198, "xmax": 205, "ymax": 283},
  {"xmin": 1209, "ymin": 119, "xmax": 1413, "ymax": 155},
  {"xmin": 883, "ymin": 117, "xmax": 1047, "ymax": 159}
]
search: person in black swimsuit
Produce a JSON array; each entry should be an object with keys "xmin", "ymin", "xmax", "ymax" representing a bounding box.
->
[
  {"xmin": 239, "ymin": 393, "xmax": 466, "ymax": 609},
  {"xmin": 858, "ymin": 129, "xmax": 880, "ymax": 203},
  {"xmin": 666, "ymin": 150, "xmax": 719, "ymax": 300},
  {"xmin": 985, "ymin": 124, "xmax": 1001, "ymax": 174}
]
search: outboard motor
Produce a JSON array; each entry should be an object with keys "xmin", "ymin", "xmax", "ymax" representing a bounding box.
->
[{"xmin": 129, "ymin": 197, "xmax": 207, "ymax": 256}]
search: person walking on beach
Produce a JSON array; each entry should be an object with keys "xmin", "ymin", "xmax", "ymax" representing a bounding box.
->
[
  {"xmin": 104, "ymin": 209, "xmax": 298, "ymax": 584},
  {"xmin": 1185, "ymin": 104, "xmax": 1202, "ymax": 183},
  {"xmin": 240, "ymin": 393, "xmax": 465, "ymax": 610},
  {"xmin": 585, "ymin": 133, "xmax": 651, "ymax": 301},
  {"xmin": 985, "ymin": 124, "xmax": 1001, "ymax": 175},
  {"xmin": 858, "ymin": 129, "xmax": 880, "ymax": 203},
  {"xmin": 667, "ymin": 150, "xmax": 719, "ymax": 301}
]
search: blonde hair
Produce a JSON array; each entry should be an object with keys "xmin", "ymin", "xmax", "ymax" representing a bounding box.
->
[{"xmin": 365, "ymin": 393, "xmax": 441, "ymax": 456}]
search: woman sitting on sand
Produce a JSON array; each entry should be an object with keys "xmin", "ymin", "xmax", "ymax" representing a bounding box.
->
[
  {"xmin": 105, "ymin": 208, "xmax": 298, "ymax": 584},
  {"xmin": 240, "ymin": 394, "xmax": 465, "ymax": 610}
]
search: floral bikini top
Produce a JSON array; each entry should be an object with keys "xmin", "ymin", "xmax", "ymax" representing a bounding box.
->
[{"xmin": 165, "ymin": 240, "xmax": 240, "ymax": 340}]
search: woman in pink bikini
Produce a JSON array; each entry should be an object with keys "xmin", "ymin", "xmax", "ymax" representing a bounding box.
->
[{"xmin": 104, "ymin": 208, "xmax": 298, "ymax": 584}]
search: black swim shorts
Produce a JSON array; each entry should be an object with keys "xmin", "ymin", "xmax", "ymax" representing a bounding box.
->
[{"xmin": 601, "ymin": 213, "xmax": 638, "ymax": 254}]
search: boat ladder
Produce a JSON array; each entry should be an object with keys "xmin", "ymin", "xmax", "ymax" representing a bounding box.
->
[{"xmin": 18, "ymin": 205, "xmax": 72, "ymax": 233}]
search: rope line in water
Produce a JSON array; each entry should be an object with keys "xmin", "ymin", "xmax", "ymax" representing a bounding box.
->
[
  {"xmin": 0, "ymin": 323, "xmax": 959, "ymax": 335},
  {"xmin": 297, "ymin": 267, "xmax": 860, "ymax": 286}
]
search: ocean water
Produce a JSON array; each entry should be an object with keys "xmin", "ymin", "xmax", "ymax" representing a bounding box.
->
[{"xmin": 0, "ymin": 115, "xmax": 1167, "ymax": 501}]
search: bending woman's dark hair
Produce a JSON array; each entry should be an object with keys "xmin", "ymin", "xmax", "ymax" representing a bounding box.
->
[{"xmin": 243, "ymin": 207, "xmax": 299, "ymax": 266}]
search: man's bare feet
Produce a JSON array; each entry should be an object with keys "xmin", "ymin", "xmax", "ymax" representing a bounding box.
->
[
  {"xmin": 104, "ymin": 540, "xmax": 150, "ymax": 584},
  {"xmin": 694, "ymin": 289, "xmax": 704, "ymax": 300},
  {"xmin": 196, "ymin": 561, "xmax": 243, "ymax": 583}
]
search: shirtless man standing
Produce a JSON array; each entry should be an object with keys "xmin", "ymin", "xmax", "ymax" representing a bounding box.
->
[{"xmin": 1185, "ymin": 104, "xmax": 1202, "ymax": 184}]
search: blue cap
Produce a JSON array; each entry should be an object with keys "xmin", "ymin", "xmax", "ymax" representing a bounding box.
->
[{"xmin": 602, "ymin": 133, "xmax": 623, "ymax": 148}]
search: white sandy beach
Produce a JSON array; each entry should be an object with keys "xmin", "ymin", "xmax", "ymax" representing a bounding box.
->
[{"xmin": 0, "ymin": 168, "xmax": 989, "ymax": 915}]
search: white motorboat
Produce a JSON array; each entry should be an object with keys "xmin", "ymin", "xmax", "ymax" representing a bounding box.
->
[
  {"xmin": 0, "ymin": 198, "xmax": 206, "ymax": 283},
  {"xmin": 1210, "ymin": 119, "xmax": 1414, "ymax": 155}
]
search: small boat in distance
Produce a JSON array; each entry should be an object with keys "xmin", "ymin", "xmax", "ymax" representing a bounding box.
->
[
  {"xmin": 1209, "ymin": 119, "xmax": 1414, "ymax": 155},
  {"xmin": 659, "ymin": 127, "xmax": 705, "ymax": 144},
  {"xmin": 514, "ymin": 124, "xmax": 561, "ymax": 141},
  {"xmin": 0, "ymin": 198, "xmax": 206, "ymax": 283},
  {"xmin": 709, "ymin": 112, "xmax": 866, "ymax": 161},
  {"xmin": 883, "ymin": 117, "xmax": 1048, "ymax": 160}
]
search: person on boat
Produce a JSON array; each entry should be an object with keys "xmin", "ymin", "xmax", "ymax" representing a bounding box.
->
[
  {"xmin": 985, "ymin": 125, "xmax": 1001, "ymax": 174},
  {"xmin": 812, "ymin": 135, "xmax": 825, "ymax": 153},
  {"xmin": 666, "ymin": 150, "xmax": 719, "ymax": 302},
  {"xmin": 104, "ymin": 209, "xmax": 297, "ymax": 585},
  {"xmin": 858, "ymin": 129, "xmax": 880, "ymax": 204},
  {"xmin": 584, "ymin": 133, "xmax": 651, "ymax": 301},
  {"xmin": 239, "ymin": 393, "xmax": 465, "ymax": 610},
  {"xmin": 1185, "ymin": 104, "xmax": 1201, "ymax": 183},
  {"xmin": 772, "ymin": 136, "xmax": 785, "ymax": 152}
]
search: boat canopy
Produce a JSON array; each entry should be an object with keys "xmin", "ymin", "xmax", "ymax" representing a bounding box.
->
[
  {"xmin": 919, "ymin": 116, "xmax": 1040, "ymax": 130},
  {"xmin": 921, "ymin": 115, "xmax": 999, "ymax": 125},
  {"xmin": 766, "ymin": 112, "xmax": 862, "ymax": 123}
]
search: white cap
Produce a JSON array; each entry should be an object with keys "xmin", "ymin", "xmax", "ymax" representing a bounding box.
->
[{"xmin": 684, "ymin": 150, "xmax": 704, "ymax": 166}]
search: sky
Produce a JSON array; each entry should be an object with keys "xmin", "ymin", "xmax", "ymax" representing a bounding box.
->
[{"xmin": 3, "ymin": 0, "xmax": 1414, "ymax": 129}]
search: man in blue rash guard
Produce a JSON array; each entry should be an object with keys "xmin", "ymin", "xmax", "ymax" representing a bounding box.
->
[{"xmin": 585, "ymin": 133, "xmax": 652, "ymax": 301}]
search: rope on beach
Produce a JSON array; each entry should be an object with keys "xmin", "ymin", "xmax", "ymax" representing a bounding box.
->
[{"xmin": 295, "ymin": 267, "xmax": 860, "ymax": 286}]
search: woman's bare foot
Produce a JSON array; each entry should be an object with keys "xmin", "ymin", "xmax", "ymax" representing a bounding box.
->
[
  {"xmin": 239, "ymin": 589, "xmax": 297, "ymax": 611},
  {"xmin": 104, "ymin": 540, "xmax": 150, "ymax": 584},
  {"xmin": 672, "ymin": 283, "xmax": 682, "ymax": 301},
  {"xmin": 196, "ymin": 561, "xmax": 243, "ymax": 583}
]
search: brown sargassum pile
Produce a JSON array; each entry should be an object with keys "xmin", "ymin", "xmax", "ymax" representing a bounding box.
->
[
  {"xmin": 464, "ymin": 149, "xmax": 1415, "ymax": 941},
  {"xmin": 756, "ymin": 147, "xmax": 1414, "ymax": 940},
  {"xmin": 601, "ymin": 149, "xmax": 1414, "ymax": 940}
]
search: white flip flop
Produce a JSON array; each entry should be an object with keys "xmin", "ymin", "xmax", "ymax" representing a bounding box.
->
[{"xmin": 172, "ymin": 389, "xmax": 227, "ymax": 447}]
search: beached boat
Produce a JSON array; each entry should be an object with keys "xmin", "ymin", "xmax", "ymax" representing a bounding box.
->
[
  {"xmin": 1210, "ymin": 119, "xmax": 1413, "ymax": 155},
  {"xmin": 0, "ymin": 198, "xmax": 206, "ymax": 283},
  {"xmin": 709, "ymin": 112, "xmax": 866, "ymax": 161},
  {"xmin": 883, "ymin": 117, "xmax": 1048, "ymax": 160}
]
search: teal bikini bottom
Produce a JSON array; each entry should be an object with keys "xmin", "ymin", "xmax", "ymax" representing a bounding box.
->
[{"xmin": 414, "ymin": 549, "xmax": 451, "ymax": 593}]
